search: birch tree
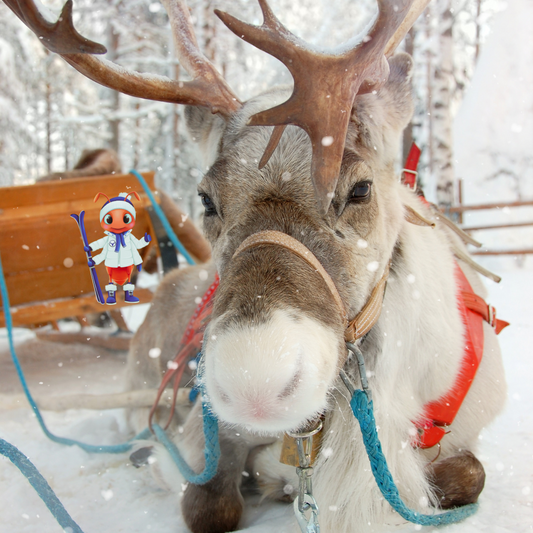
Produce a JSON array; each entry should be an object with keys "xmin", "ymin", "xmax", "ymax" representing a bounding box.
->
[{"xmin": 433, "ymin": 0, "xmax": 455, "ymax": 207}]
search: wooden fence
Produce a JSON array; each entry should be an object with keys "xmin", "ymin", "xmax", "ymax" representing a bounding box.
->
[{"xmin": 449, "ymin": 182, "xmax": 533, "ymax": 255}]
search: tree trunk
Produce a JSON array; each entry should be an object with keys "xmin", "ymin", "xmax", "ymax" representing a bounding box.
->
[
  {"xmin": 402, "ymin": 26, "xmax": 416, "ymax": 166},
  {"xmin": 107, "ymin": 23, "xmax": 120, "ymax": 153},
  {"xmin": 433, "ymin": 0, "xmax": 455, "ymax": 208},
  {"xmin": 474, "ymin": 0, "xmax": 483, "ymax": 64},
  {"xmin": 45, "ymin": 80, "xmax": 52, "ymax": 174}
]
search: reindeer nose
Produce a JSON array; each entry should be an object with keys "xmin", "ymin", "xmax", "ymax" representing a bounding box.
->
[
  {"xmin": 211, "ymin": 367, "xmax": 301, "ymax": 418},
  {"xmin": 202, "ymin": 308, "xmax": 340, "ymax": 432}
]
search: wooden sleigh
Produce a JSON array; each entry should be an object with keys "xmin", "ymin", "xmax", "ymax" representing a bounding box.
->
[{"xmin": 0, "ymin": 172, "xmax": 210, "ymax": 350}]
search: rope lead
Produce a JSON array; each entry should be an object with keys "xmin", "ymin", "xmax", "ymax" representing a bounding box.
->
[{"xmin": 351, "ymin": 389, "xmax": 478, "ymax": 526}]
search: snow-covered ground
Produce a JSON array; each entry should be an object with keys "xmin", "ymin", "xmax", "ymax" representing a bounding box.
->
[{"xmin": 0, "ymin": 259, "xmax": 532, "ymax": 533}]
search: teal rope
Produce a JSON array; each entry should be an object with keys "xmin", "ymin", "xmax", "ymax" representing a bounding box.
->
[
  {"xmin": 0, "ymin": 247, "xmax": 218, "ymax": 478},
  {"xmin": 129, "ymin": 169, "xmax": 195, "ymax": 265},
  {"xmin": 351, "ymin": 389, "xmax": 478, "ymax": 526},
  {"xmin": 0, "ymin": 249, "xmax": 151, "ymax": 453},
  {"xmin": 153, "ymin": 401, "xmax": 220, "ymax": 485},
  {"xmin": 0, "ymin": 438, "xmax": 84, "ymax": 533}
]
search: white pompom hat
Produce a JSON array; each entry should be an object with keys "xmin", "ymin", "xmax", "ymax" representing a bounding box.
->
[{"xmin": 94, "ymin": 191, "xmax": 140, "ymax": 222}]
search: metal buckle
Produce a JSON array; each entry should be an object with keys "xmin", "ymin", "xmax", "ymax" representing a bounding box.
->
[
  {"xmin": 288, "ymin": 420, "xmax": 323, "ymax": 532},
  {"xmin": 488, "ymin": 305, "xmax": 496, "ymax": 328},
  {"xmin": 342, "ymin": 342, "xmax": 372, "ymax": 402},
  {"xmin": 402, "ymin": 168, "xmax": 418, "ymax": 190}
]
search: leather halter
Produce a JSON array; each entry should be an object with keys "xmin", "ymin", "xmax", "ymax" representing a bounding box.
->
[{"xmin": 233, "ymin": 230, "xmax": 390, "ymax": 343}]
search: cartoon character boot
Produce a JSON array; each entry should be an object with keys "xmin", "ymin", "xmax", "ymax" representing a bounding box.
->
[
  {"xmin": 124, "ymin": 283, "xmax": 139, "ymax": 304},
  {"xmin": 105, "ymin": 284, "xmax": 117, "ymax": 305}
]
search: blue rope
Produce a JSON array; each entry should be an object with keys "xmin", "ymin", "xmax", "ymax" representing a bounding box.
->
[
  {"xmin": 153, "ymin": 401, "xmax": 220, "ymax": 485},
  {"xmin": 0, "ymin": 438, "xmax": 84, "ymax": 533},
  {"xmin": 129, "ymin": 169, "xmax": 195, "ymax": 266},
  {"xmin": 350, "ymin": 389, "xmax": 478, "ymax": 526},
  {"xmin": 0, "ymin": 249, "xmax": 151, "ymax": 453}
]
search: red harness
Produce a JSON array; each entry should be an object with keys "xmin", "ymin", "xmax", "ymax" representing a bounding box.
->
[
  {"xmin": 152, "ymin": 144, "xmax": 509, "ymax": 449},
  {"xmin": 414, "ymin": 262, "xmax": 508, "ymax": 448},
  {"xmin": 402, "ymin": 143, "xmax": 509, "ymax": 448}
]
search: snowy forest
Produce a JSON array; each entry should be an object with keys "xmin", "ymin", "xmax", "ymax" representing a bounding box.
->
[{"xmin": 0, "ymin": 0, "xmax": 510, "ymax": 220}]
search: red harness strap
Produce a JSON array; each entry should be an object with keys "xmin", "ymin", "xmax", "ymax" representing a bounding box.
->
[
  {"xmin": 401, "ymin": 141, "xmax": 510, "ymax": 448},
  {"xmin": 148, "ymin": 274, "xmax": 219, "ymax": 431},
  {"xmin": 415, "ymin": 266, "xmax": 509, "ymax": 448},
  {"xmin": 402, "ymin": 142, "xmax": 421, "ymax": 190}
]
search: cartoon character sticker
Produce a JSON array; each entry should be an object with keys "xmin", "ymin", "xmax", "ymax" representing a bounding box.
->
[{"xmin": 81, "ymin": 192, "xmax": 151, "ymax": 304}]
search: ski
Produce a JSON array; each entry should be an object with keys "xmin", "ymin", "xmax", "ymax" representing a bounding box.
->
[{"xmin": 70, "ymin": 211, "xmax": 105, "ymax": 305}]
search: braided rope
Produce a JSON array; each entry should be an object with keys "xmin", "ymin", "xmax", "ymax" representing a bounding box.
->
[
  {"xmin": 153, "ymin": 400, "xmax": 220, "ymax": 485},
  {"xmin": 0, "ymin": 438, "xmax": 84, "ymax": 533},
  {"xmin": 350, "ymin": 389, "xmax": 478, "ymax": 526},
  {"xmin": 129, "ymin": 169, "xmax": 195, "ymax": 265}
]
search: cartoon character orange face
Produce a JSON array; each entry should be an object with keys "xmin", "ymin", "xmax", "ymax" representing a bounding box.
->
[
  {"xmin": 94, "ymin": 191, "xmax": 141, "ymax": 230},
  {"xmin": 100, "ymin": 208, "xmax": 136, "ymax": 233}
]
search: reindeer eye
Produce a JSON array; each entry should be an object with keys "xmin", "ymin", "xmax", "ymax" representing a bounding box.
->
[
  {"xmin": 200, "ymin": 193, "xmax": 217, "ymax": 216},
  {"xmin": 104, "ymin": 214, "xmax": 113, "ymax": 224},
  {"xmin": 123, "ymin": 214, "xmax": 132, "ymax": 224},
  {"xmin": 349, "ymin": 181, "xmax": 372, "ymax": 202}
]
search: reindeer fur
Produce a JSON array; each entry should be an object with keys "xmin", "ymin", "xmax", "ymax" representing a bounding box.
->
[{"xmin": 126, "ymin": 54, "xmax": 506, "ymax": 532}]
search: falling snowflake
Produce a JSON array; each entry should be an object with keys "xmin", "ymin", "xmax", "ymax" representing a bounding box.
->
[
  {"xmin": 367, "ymin": 261, "xmax": 379, "ymax": 272},
  {"xmin": 149, "ymin": 347, "xmax": 161, "ymax": 359}
]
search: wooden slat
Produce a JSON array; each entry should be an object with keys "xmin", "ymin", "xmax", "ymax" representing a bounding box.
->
[
  {"xmin": 471, "ymin": 249, "xmax": 533, "ymax": 256},
  {"xmin": 0, "ymin": 288, "xmax": 154, "ymax": 328},
  {"xmin": 35, "ymin": 329, "xmax": 132, "ymax": 351},
  {"xmin": 0, "ymin": 173, "xmax": 157, "ymax": 307},
  {"xmin": 462, "ymin": 221, "xmax": 533, "ymax": 232},
  {"xmin": 0, "ymin": 214, "xmax": 152, "ymax": 283},
  {"xmin": 448, "ymin": 199, "xmax": 533, "ymax": 214},
  {"xmin": 0, "ymin": 388, "xmax": 191, "ymax": 412},
  {"xmin": 0, "ymin": 172, "xmax": 155, "ymax": 210}
]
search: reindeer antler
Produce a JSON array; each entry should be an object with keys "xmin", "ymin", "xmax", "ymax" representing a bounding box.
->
[
  {"xmin": 4, "ymin": 0, "xmax": 106, "ymax": 54},
  {"xmin": 4, "ymin": 0, "xmax": 241, "ymax": 117},
  {"xmin": 216, "ymin": 0, "xmax": 430, "ymax": 213}
]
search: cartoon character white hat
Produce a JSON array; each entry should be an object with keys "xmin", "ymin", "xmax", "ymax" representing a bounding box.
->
[{"xmin": 94, "ymin": 192, "xmax": 140, "ymax": 222}]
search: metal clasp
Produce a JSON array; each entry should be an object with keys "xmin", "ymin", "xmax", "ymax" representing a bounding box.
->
[
  {"xmin": 294, "ymin": 493, "xmax": 320, "ymax": 533},
  {"xmin": 288, "ymin": 420, "xmax": 322, "ymax": 533},
  {"xmin": 341, "ymin": 342, "xmax": 372, "ymax": 402}
]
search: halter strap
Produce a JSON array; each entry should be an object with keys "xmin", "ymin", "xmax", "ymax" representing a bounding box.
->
[{"xmin": 233, "ymin": 230, "xmax": 389, "ymax": 343}]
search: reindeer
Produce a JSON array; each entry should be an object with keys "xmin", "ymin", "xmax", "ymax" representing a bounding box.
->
[{"xmin": 5, "ymin": 1, "xmax": 507, "ymax": 532}]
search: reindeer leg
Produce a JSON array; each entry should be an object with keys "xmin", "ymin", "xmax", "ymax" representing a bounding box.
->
[
  {"xmin": 181, "ymin": 431, "xmax": 248, "ymax": 533},
  {"xmin": 426, "ymin": 450, "xmax": 485, "ymax": 509}
]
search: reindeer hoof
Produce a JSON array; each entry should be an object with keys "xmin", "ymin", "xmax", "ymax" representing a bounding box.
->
[
  {"xmin": 181, "ymin": 475, "xmax": 243, "ymax": 533},
  {"xmin": 129, "ymin": 446, "xmax": 154, "ymax": 468},
  {"xmin": 426, "ymin": 450, "xmax": 485, "ymax": 509}
]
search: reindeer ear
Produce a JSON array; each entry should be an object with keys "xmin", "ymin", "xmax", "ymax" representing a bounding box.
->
[
  {"xmin": 383, "ymin": 53, "xmax": 414, "ymax": 126},
  {"xmin": 94, "ymin": 192, "xmax": 110, "ymax": 203},
  {"xmin": 126, "ymin": 191, "xmax": 141, "ymax": 202},
  {"xmin": 185, "ymin": 106, "xmax": 227, "ymax": 167},
  {"xmin": 350, "ymin": 53, "xmax": 414, "ymax": 163}
]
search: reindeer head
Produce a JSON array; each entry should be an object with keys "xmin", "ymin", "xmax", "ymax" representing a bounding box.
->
[
  {"xmin": 6, "ymin": 0, "xmax": 427, "ymax": 433},
  {"xmin": 194, "ymin": 53, "xmax": 415, "ymax": 433}
]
